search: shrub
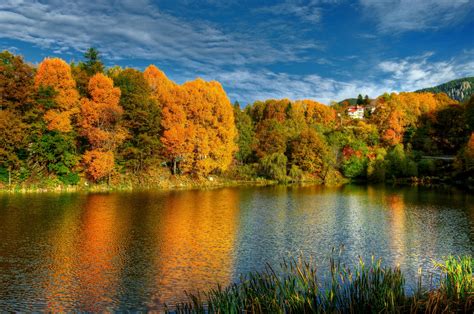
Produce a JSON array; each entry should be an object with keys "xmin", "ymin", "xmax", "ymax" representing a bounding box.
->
[{"xmin": 259, "ymin": 153, "xmax": 288, "ymax": 182}]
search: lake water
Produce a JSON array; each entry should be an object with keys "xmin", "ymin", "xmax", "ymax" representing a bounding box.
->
[{"xmin": 0, "ymin": 184, "xmax": 473, "ymax": 311}]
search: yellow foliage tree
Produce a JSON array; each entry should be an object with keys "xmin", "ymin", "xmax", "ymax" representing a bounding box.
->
[
  {"xmin": 145, "ymin": 64, "xmax": 237, "ymax": 176},
  {"xmin": 180, "ymin": 79, "xmax": 237, "ymax": 175}
]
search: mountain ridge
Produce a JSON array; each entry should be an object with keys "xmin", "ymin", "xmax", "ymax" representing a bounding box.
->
[{"xmin": 416, "ymin": 76, "xmax": 474, "ymax": 102}]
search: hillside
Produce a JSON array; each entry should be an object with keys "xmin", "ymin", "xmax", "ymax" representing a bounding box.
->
[{"xmin": 416, "ymin": 77, "xmax": 474, "ymax": 102}]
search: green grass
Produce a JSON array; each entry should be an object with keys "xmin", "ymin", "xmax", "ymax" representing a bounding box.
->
[{"xmin": 166, "ymin": 255, "xmax": 473, "ymax": 313}]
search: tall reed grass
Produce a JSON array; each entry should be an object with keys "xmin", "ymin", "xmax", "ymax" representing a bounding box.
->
[{"xmin": 166, "ymin": 255, "xmax": 473, "ymax": 313}]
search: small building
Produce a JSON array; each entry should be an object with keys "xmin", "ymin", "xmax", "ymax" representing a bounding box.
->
[{"xmin": 347, "ymin": 105, "xmax": 365, "ymax": 119}]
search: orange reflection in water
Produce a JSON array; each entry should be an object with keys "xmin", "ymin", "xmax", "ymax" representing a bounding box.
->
[
  {"xmin": 154, "ymin": 188, "xmax": 239, "ymax": 305},
  {"xmin": 386, "ymin": 193, "xmax": 406, "ymax": 266},
  {"xmin": 43, "ymin": 205, "xmax": 82, "ymax": 312},
  {"xmin": 73, "ymin": 193, "xmax": 128, "ymax": 311}
]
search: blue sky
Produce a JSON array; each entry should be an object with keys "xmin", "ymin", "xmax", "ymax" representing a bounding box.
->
[{"xmin": 1, "ymin": 0, "xmax": 473, "ymax": 104}]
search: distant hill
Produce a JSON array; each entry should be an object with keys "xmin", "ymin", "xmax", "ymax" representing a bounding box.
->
[
  {"xmin": 338, "ymin": 98, "xmax": 358, "ymax": 106},
  {"xmin": 416, "ymin": 77, "xmax": 474, "ymax": 102}
]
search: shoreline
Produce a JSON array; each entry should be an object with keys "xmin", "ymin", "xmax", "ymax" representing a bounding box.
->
[
  {"xmin": 0, "ymin": 174, "xmax": 472, "ymax": 194},
  {"xmin": 0, "ymin": 177, "xmax": 279, "ymax": 194}
]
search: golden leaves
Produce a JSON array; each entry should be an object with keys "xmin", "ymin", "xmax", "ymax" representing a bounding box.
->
[
  {"xmin": 147, "ymin": 66, "xmax": 237, "ymax": 176},
  {"xmin": 82, "ymin": 150, "xmax": 115, "ymax": 181},
  {"xmin": 35, "ymin": 58, "xmax": 79, "ymax": 111},
  {"xmin": 44, "ymin": 110, "xmax": 73, "ymax": 133},
  {"xmin": 35, "ymin": 58, "xmax": 80, "ymax": 132},
  {"xmin": 80, "ymin": 73, "xmax": 126, "ymax": 181}
]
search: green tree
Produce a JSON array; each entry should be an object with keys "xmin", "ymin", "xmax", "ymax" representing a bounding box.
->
[
  {"xmin": 82, "ymin": 48, "xmax": 104, "ymax": 76},
  {"xmin": 72, "ymin": 48, "xmax": 105, "ymax": 97},
  {"xmin": 386, "ymin": 144, "xmax": 417, "ymax": 178},
  {"xmin": 233, "ymin": 102, "xmax": 255, "ymax": 163},
  {"xmin": 364, "ymin": 95, "xmax": 370, "ymax": 105},
  {"xmin": 367, "ymin": 148, "xmax": 387, "ymax": 182},
  {"xmin": 30, "ymin": 131, "xmax": 80, "ymax": 184},
  {"xmin": 114, "ymin": 68, "xmax": 162, "ymax": 173}
]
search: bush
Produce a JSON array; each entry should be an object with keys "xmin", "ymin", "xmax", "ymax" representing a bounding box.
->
[
  {"xmin": 367, "ymin": 158, "xmax": 386, "ymax": 182},
  {"xmin": 417, "ymin": 159, "xmax": 436, "ymax": 176},
  {"xmin": 386, "ymin": 144, "xmax": 418, "ymax": 178},
  {"xmin": 0, "ymin": 167, "xmax": 8, "ymax": 183},
  {"xmin": 342, "ymin": 156, "xmax": 367, "ymax": 178},
  {"xmin": 226, "ymin": 164, "xmax": 258, "ymax": 180},
  {"xmin": 59, "ymin": 172, "xmax": 80, "ymax": 185},
  {"xmin": 259, "ymin": 153, "xmax": 288, "ymax": 182},
  {"xmin": 288, "ymin": 165, "xmax": 303, "ymax": 182}
]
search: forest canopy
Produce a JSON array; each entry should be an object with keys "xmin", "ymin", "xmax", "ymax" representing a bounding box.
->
[{"xmin": 0, "ymin": 49, "xmax": 473, "ymax": 187}]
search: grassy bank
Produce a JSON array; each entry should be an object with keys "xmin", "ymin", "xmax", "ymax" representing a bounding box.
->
[
  {"xmin": 166, "ymin": 255, "xmax": 473, "ymax": 313},
  {"xmin": 0, "ymin": 173, "xmax": 278, "ymax": 193}
]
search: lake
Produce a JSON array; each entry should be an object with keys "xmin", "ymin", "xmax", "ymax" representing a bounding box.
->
[{"xmin": 0, "ymin": 184, "xmax": 473, "ymax": 311}]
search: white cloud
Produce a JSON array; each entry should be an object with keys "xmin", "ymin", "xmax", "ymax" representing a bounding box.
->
[
  {"xmin": 378, "ymin": 53, "xmax": 474, "ymax": 91},
  {"xmin": 255, "ymin": 0, "xmax": 340, "ymax": 24},
  {"xmin": 360, "ymin": 0, "xmax": 474, "ymax": 33},
  {"xmin": 0, "ymin": 0, "xmax": 319, "ymax": 69},
  {"xmin": 206, "ymin": 69, "xmax": 390, "ymax": 105},
  {"xmin": 203, "ymin": 52, "xmax": 474, "ymax": 105}
]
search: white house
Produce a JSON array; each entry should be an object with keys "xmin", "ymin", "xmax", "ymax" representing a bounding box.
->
[{"xmin": 347, "ymin": 105, "xmax": 365, "ymax": 119}]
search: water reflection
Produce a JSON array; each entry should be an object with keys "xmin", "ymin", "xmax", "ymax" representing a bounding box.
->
[
  {"xmin": 154, "ymin": 189, "xmax": 239, "ymax": 307},
  {"xmin": 0, "ymin": 185, "xmax": 472, "ymax": 311}
]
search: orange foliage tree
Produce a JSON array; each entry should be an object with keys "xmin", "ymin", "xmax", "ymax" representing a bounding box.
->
[
  {"xmin": 290, "ymin": 128, "xmax": 330, "ymax": 175},
  {"xmin": 80, "ymin": 73, "xmax": 127, "ymax": 181},
  {"xmin": 145, "ymin": 65, "xmax": 236, "ymax": 176},
  {"xmin": 34, "ymin": 58, "xmax": 80, "ymax": 132},
  {"xmin": 370, "ymin": 92, "xmax": 457, "ymax": 146},
  {"xmin": 296, "ymin": 99, "xmax": 336, "ymax": 126},
  {"xmin": 144, "ymin": 65, "xmax": 176, "ymax": 105}
]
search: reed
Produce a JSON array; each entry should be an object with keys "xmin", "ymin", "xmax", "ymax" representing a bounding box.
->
[{"xmin": 165, "ymin": 255, "xmax": 473, "ymax": 313}]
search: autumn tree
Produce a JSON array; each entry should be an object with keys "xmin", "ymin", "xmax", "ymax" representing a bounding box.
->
[
  {"xmin": 144, "ymin": 65, "xmax": 176, "ymax": 105},
  {"xmin": 35, "ymin": 58, "xmax": 80, "ymax": 132},
  {"xmin": 0, "ymin": 110, "xmax": 27, "ymax": 172},
  {"xmin": 80, "ymin": 73, "xmax": 126, "ymax": 181},
  {"xmin": 0, "ymin": 51, "xmax": 35, "ymax": 111},
  {"xmin": 114, "ymin": 68, "xmax": 161, "ymax": 173},
  {"xmin": 144, "ymin": 65, "xmax": 190, "ymax": 174},
  {"xmin": 22, "ymin": 83, "xmax": 81, "ymax": 184},
  {"xmin": 289, "ymin": 128, "xmax": 330, "ymax": 176},
  {"xmin": 254, "ymin": 119, "xmax": 288, "ymax": 158},
  {"xmin": 0, "ymin": 52, "xmax": 34, "ymax": 177},
  {"xmin": 175, "ymin": 79, "xmax": 237, "ymax": 176},
  {"xmin": 146, "ymin": 65, "xmax": 236, "ymax": 176},
  {"xmin": 296, "ymin": 99, "xmax": 336, "ymax": 127},
  {"xmin": 251, "ymin": 100, "xmax": 293, "ymax": 159},
  {"xmin": 371, "ymin": 92, "xmax": 458, "ymax": 147}
]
